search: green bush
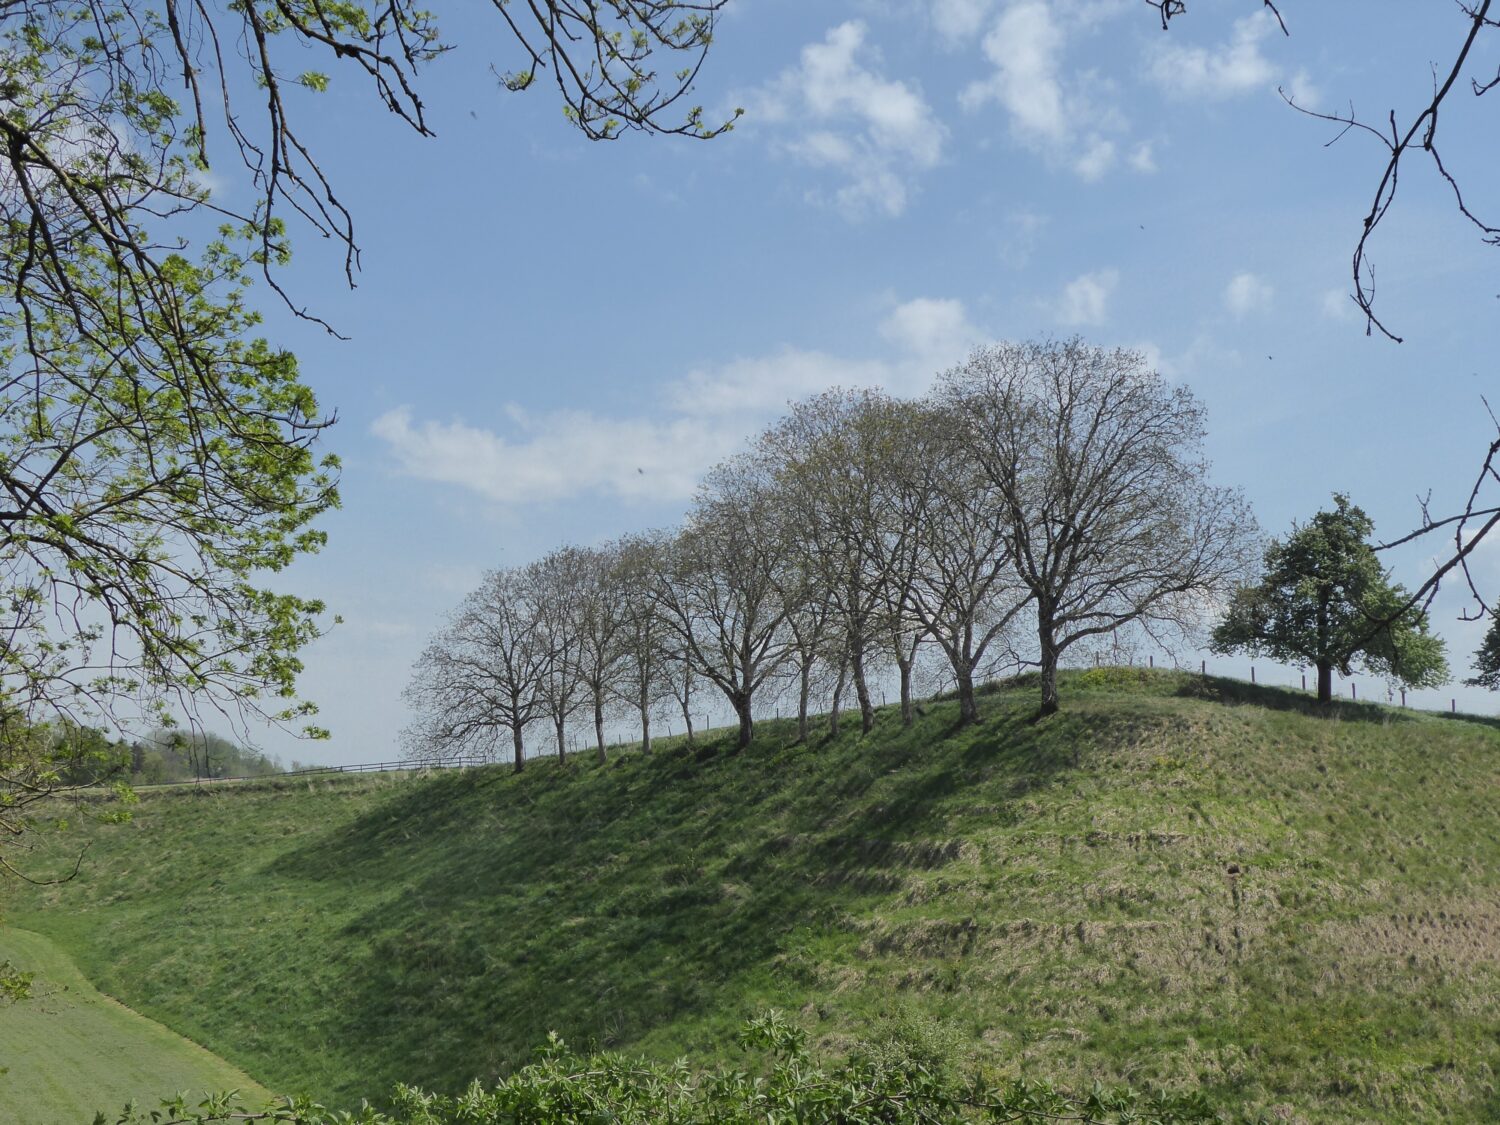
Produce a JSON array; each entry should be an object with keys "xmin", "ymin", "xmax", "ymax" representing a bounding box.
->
[{"xmin": 100, "ymin": 1013, "xmax": 1213, "ymax": 1124}]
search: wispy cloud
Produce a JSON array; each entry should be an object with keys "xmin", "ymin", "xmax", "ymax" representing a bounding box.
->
[
  {"xmin": 1128, "ymin": 141, "xmax": 1157, "ymax": 173},
  {"xmin": 878, "ymin": 296, "xmax": 984, "ymax": 365},
  {"xmin": 999, "ymin": 208, "xmax": 1049, "ymax": 267},
  {"xmin": 373, "ymin": 298, "xmax": 987, "ymax": 507},
  {"xmin": 931, "ymin": 0, "xmax": 996, "ymax": 46},
  {"xmin": 1146, "ymin": 12, "xmax": 1282, "ymax": 100},
  {"xmin": 747, "ymin": 22, "xmax": 945, "ymax": 218},
  {"xmin": 1224, "ymin": 272, "xmax": 1274, "ymax": 317},
  {"xmin": 1056, "ymin": 268, "xmax": 1119, "ymax": 325},
  {"xmin": 1320, "ymin": 287, "xmax": 1356, "ymax": 322},
  {"xmin": 959, "ymin": 1, "xmax": 1128, "ymax": 180}
]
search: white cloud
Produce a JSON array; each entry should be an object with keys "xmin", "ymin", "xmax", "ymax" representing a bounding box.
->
[
  {"xmin": 1073, "ymin": 137, "xmax": 1116, "ymax": 181},
  {"xmin": 1284, "ymin": 68, "xmax": 1321, "ymax": 110},
  {"xmin": 373, "ymin": 298, "xmax": 986, "ymax": 507},
  {"xmin": 931, "ymin": 0, "xmax": 995, "ymax": 46},
  {"xmin": 749, "ymin": 22, "xmax": 945, "ymax": 218},
  {"xmin": 1130, "ymin": 339, "xmax": 1170, "ymax": 377},
  {"xmin": 664, "ymin": 348, "xmax": 891, "ymax": 417},
  {"xmin": 1056, "ymin": 268, "xmax": 1119, "ymax": 325},
  {"xmin": 961, "ymin": 2, "xmax": 1068, "ymax": 138},
  {"xmin": 960, "ymin": 1, "xmax": 1125, "ymax": 178},
  {"xmin": 999, "ymin": 208, "xmax": 1048, "ymax": 267},
  {"xmin": 371, "ymin": 406, "xmax": 733, "ymax": 506},
  {"xmin": 878, "ymin": 296, "xmax": 984, "ymax": 365},
  {"xmin": 1320, "ymin": 287, "xmax": 1356, "ymax": 322},
  {"xmin": 1146, "ymin": 12, "xmax": 1280, "ymax": 100},
  {"xmin": 1224, "ymin": 272, "xmax": 1274, "ymax": 317},
  {"xmin": 1128, "ymin": 141, "xmax": 1157, "ymax": 173}
]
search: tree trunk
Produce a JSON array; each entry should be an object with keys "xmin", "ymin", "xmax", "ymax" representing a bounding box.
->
[
  {"xmin": 1316, "ymin": 587, "xmax": 1333, "ymax": 707},
  {"xmin": 555, "ymin": 717, "xmax": 566, "ymax": 764},
  {"xmin": 1038, "ymin": 609, "xmax": 1060, "ymax": 717},
  {"xmin": 639, "ymin": 680, "xmax": 652, "ymax": 754},
  {"xmin": 734, "ymin": 694, "xmax": 754, "ymax": 748},
  {"xmin": 796, "ymin": 661, "xmax": 811, "ymax": 744},
  {"xmin": 680, "ymin": 697, "xmax": 695, "ymax": 747},
  {"xmin": 594, "ymin": 696, "xmax": 607, "ymax": 765},
  {"xmin": 852, "ymin": 648, "xmax": 875, "ymax": 733},
  {"xmin": 897, "ymin": 650, "xmax": 914, "ymax": 728},
  {"xmin": 956, "ymin": 663, "xmax": 979, "ymax": 725},
  {"xmin": 829, "ymin": 662, "xmax": 846, "ymax": 738},
  {"xmin": 511, "ymin": 724, "xmax": 525, "ymax": 774}
]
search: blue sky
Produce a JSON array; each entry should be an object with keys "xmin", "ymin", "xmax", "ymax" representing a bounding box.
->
[{"xmin": 243, "ymin": 1, "xmax": 1500, "ymax": 764}]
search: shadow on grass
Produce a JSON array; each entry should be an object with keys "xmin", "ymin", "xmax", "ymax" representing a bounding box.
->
[
  {"xmin": 1159, "ymin": 673, "xmax": 1441, "ymax": 727},
  {"xmin": 962, "ymin": 666, "xmax": 1449, "ymax": 730},
  {"xmin": 1434, "ymin": 708, "xmax": 1500, "ymax": 733},
  {"xmin": 258, "ymin": 696, "xmax": 1089, "ymax": 1105}
]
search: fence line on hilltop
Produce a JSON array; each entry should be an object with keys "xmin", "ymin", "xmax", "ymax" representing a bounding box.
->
[
  {"xmin": 130, "ymin": 754, "xmax": 493, "ymax": 790},
  {"xmin": 124, "ymin": 658, "xmax": 1483, "ymax": 789}
]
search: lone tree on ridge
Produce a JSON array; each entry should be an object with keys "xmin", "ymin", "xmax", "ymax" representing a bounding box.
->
[{"xmin": 1212, "ymin": 494, "xmax": 1450, "ymax": 706}]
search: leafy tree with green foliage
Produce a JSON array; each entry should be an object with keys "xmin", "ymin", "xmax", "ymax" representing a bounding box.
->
[
  {"xmin": 0, "ymin": 0, "xmax": 735, "ymax": 871},
  {"xmin": 1212, "ymin": 494, "xmax": 1449, "ymax": 705},
  {"xmin": 1465, "ymin": 612, "xmax": 1500, "ymax": 689}
]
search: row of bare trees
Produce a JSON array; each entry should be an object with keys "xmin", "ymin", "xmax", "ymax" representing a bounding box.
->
[{"xmin": 402, "ymin": 340, "xmax": 1259, "ymax": 769}]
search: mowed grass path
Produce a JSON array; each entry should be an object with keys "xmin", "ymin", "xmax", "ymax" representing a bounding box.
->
[
  {"xmin": 8, "ymin": 670, "xmax": 1500, "ymax": 1122},
  {"xmin": 0, "ymin": 927, "xmax": 269, "ymax": 1124}
]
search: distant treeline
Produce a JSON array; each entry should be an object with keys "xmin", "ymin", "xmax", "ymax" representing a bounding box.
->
[{"xmin": 43, "ymin": 726, "xmax": 286, "ymax": 787}]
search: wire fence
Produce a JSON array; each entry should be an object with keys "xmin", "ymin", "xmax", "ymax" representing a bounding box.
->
[
  {"xmin": 130, "ymin": 658, "xmax": 1485, "ymax": 788},
  {"xmin": 132, "ymin": 754, "xmax": 491, "ymax": 789}
]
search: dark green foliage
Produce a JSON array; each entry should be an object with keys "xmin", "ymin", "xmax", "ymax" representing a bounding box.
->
[
  {"xmin": 35, "ymin": 727, "xmax": 282, "ymax": 789},
  {"xmin": 98, "ymin": 1013, "xmax": 1212, "ymax": 1124},
  {"xmin": 127, "ymin": 731, "xmax": 285, "ymax": 786},
  {"xmin": 1212, "ymin": 494, "xmax": 1449, "ymax": 703},
  {"xmin": 1466, "ymin": 612, "xmax": 1500, "ymax": 689}
]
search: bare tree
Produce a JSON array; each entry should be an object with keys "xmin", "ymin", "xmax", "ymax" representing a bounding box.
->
[
  {"xmin": 760, "ymin": 389, "xmax": 909, "ymax": 735},
  {"xmin": 614, "ymin": 532, "xmax": 674, "ymax": 755},
  {"xmin": 888, "ymin": 399, "xmax": 1031, "ymax": 725},
  {"xmin": 527, "ymin": 549, "xmax": 591, "ymax": 764},
  {"xmin": 940, "ymin": 339, "xmax": 1259, "ymax": 716},
  {"xmin": 821, "ymin": 644, "xmax": 854, "ymax": 739},
  {"xmin": 402, "ymin": 567, "xmax": 552, "ymax": 772},
  {"xmin": 656, "ymin": 643, "xmax": 700, "ymax": 749},
  {"xmin": 862, "ymin": 407, "xmax": 934, "ymax": 729},
  {"xmin": 649, "ymin": 460, "xmax": 795, "ymax": 749},
  {"xmin": 778, "ymin": 560, "xmax": 839, "ymax": 745},
  {"xmin": 538, "ymin": 543, "xmax": 629, "ymax": 764}
]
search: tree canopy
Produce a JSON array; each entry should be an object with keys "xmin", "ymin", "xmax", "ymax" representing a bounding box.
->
[
  {"xmin": 939, "ymin": 340, "xmax": 1257, "ymax": 717},
  {"xmin": 1212, "ymin": 494, "xmax": 1450, "ymax": 704},
  {"xmin": 1465, "ymin": 612, "xmax": 1500, "ymax": 690},
  {"xmin": 0, "ymin": 1, "xmax": 736, "ymax": 855},
  {"xmin": 403, "ymin": 339, "xmax": 1260, "ymax": 764}
]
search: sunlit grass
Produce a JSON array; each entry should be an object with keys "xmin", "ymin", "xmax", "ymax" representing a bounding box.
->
[
  {"xmin": 8, "ymin": 669, "xmax": 1500, "ymax": 1122},
  {"xmin": 0, "ymin": 927, "xmax": 269, "ymax": 1123}
]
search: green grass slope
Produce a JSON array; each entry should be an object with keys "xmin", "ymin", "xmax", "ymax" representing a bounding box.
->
[
  {"xmin": 0, "ymin": 926, "xmax": 270, "ymax": 1123},
  {"xmin": 7, "ymin": 670, "xmax": 1500, "ymax": 1122}
]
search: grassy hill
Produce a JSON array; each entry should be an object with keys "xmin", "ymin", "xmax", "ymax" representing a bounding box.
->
[
  {"xmin": 7, "ymin": 670, "xmax": 1500, "ymax": 1122},
  {"xmin": 0, "ymin": 927, "xmax": 270, "ymax": 1123}
]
